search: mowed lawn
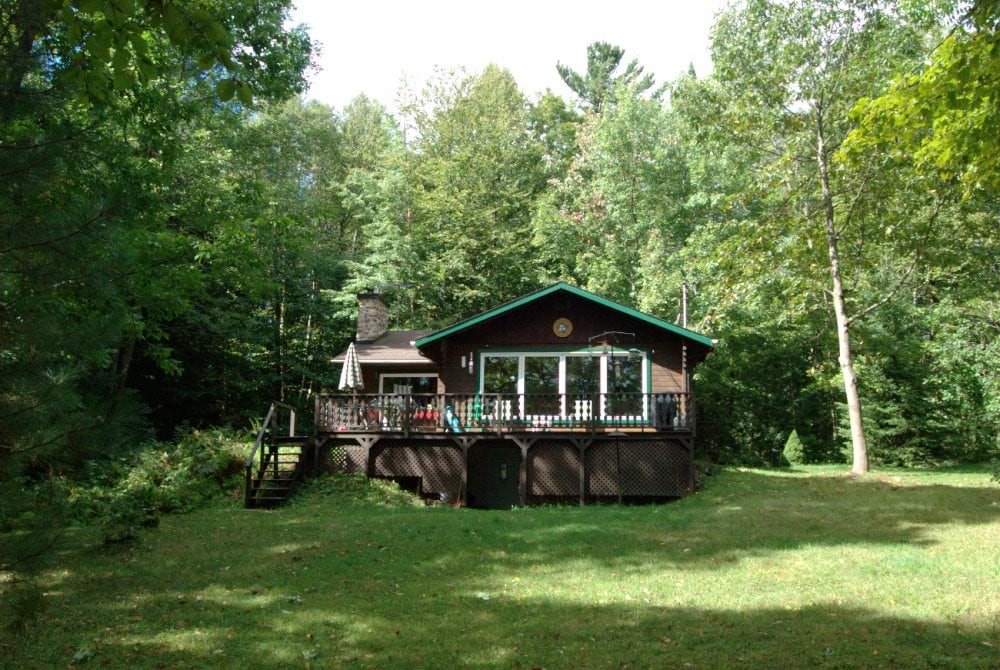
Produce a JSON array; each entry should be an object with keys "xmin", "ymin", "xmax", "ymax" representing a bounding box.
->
[{"xmin": 4, "ymin": 467, "xmax": 999, "ymax": 669}]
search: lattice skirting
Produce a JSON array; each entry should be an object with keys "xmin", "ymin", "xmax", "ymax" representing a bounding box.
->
[
  {"xmin": 585, "ymin": 439, "xmax": 690, "ymax": 497},
  {"xmin": 529, "ymin": 440, "xmax": 581, "ymax": 497},
  {"xmin": 318, "ymin": 437, "xmax": 692, "ymax": 503},
  {"xmin": 372, "ymin": 442, "xmax": 463, "ymax": 496},
  {"xmin": 321, "ymin": 439, "xmax": 463, "ymax": 498}
]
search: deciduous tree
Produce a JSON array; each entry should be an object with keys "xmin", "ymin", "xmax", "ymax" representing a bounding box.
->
[{"xmin": 705, "ymin": 0, "xmax": 944, "ymax": 473}]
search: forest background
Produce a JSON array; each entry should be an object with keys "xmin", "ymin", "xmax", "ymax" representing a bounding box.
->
[{"xmin": 1, "ymin": 0, "xmax": 997, "ymax": 534}]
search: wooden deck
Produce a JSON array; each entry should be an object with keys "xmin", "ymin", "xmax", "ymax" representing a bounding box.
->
[{"xmin": 314, "ymin": 391, "xmax": 695, "ymax": 437}]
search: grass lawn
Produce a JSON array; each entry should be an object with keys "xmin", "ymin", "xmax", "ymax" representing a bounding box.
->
[{"xmin": 3, "ymin": 466, "xmax": 999, "ymax": 669}]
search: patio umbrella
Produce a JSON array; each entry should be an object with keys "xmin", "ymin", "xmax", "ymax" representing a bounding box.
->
[{"xmin": 338, "ymin": 341, "xmax": 364, "ymax": 392}]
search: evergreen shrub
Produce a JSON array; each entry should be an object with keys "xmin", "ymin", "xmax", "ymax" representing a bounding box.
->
[{"xmin": 782, "ymin": 429, "xmax": 805, "ymax": 466}]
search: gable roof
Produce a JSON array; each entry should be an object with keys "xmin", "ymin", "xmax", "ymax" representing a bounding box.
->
[{"xmin": 415, "ymin": 282, "xmax": 714, "ymax": 349}]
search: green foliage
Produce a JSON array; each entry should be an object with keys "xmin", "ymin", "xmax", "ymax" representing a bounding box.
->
[
  {"xmin": 1, "ymin": 0, "xmax": 313, "ymax": 475},
  {"xmin": 135, "ymin": 98, "xmax": 350, "ymax": 429},
  {"xmin": 556, "ymin": 41, "xmax": 656, "ymax": 111},
  {"xmin": 844, "ymin": 2, "xmax": 1000, "ymax": 194},
  {"xmin": 401, "ymin": 65, "xmax": 548, "ymax": 321},
  {"xmin": 837, "ymin": 277, "xmax": 1000, "ymax": 466},
  {"xmin": 294, "ymin": 472, "xmax": 424, "ymax": 509},
  {"xmin": 782, "ymin": 430, "xmax": 805, "ymax": 466},
  {"xmin": 67, "ymin": 429, "xmax": 248, "ymax": 543},
  {"xmin": 0, "ymin": 0, "xmax": 311, "ymax": 109},
  {"xmin": 0, "ymin": 477, "xmax": 67, "ymax": 633},
  {"xmin": 693, "ymin": 307, "xmax": 841, "ymax": 466},
  {"xmin": 679, "ymin": 0, "xmax": 995, "ymax": 472},
  {"xmin": 534, "ymin": 84, "xmax": 692, "ymax": 306}
]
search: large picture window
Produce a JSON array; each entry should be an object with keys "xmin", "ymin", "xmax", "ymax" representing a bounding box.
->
[{"xmin": 479, "ymin": 351, "xmax": 648, "ymax": 420}]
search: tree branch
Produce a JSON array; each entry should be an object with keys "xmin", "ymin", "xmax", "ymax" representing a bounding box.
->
[
  {"xmin": 835, "ymin": 163, "xmax": 876, "ymax": 237},
  {"xmin": 845, "ymin": 259, "xmax": 917, "ymax": 326},
  {"xmin": 0, "ymin": 525, "xmax": 66, "ymax": 573}
]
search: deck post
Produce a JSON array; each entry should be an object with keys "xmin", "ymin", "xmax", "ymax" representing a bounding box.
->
[
  {"xmin": 313, "ymin": 393, "xmax": 320, "ymax": 435},
  {"xmin": 494, "ymin": 393, "xmax": 503, "ymax": 434},
  {"xmin": 567, "ymin": 438, "xmax": 592, "ymax": 507},
  {"xmin": 685, "ymin": 436, "xmax": 696, "ymax": 492},
  {"xmin": 590, "ymin": 392, "xmax": 598, "ymax": 437},
  {"xmin": 609, "ymin": 430, "xmax": 626, "ymax": 504},
  {"xmin": 355, "ymin": 436, "xmax": 379, "ymax": 477},
  {"xmin": 460, "ymin": 444, "xmax": 469, "ymax": 506},
  {"xmin": 519, "ymin": 445, "xmax": 528, "ymax": 506},
  {"xmin": 510, "ymin": 437, "xmax": 535, "ymax": 507},
  {"xmin": 313, "ymin": 437, "xmax": 320, "ymax": 476},
  {"xmin": 403, "ymin": 394, "xmax": 411, "ymax": 438}
]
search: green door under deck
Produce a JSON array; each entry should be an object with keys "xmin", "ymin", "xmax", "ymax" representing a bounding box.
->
[{"xmin": 467, "ymin": 444, "xmax": 521, "ymax": 509}]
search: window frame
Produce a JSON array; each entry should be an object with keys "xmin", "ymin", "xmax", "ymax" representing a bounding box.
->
[
  {"xmin": 378, "ymin": 372, "xmax": 439, "ymax": 395},
  {"xmin": 477, "ymin": 349, "xmax": 650, "ymax": 420}
]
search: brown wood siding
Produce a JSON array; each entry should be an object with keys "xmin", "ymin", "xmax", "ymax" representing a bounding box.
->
[{"xmin": 422, "ymin": 291, "xmax": 703, "ymax": 393}]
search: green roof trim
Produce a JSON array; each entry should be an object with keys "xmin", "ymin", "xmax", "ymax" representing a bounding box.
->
[{"xmin": 414, "ymin": 282, "xmax": 715, "ymax": 349}]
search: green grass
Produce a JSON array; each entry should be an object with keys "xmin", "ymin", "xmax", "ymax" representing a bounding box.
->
[{"xmin": 3, "ymin": 466, "xmax": 999, "ymax": 669}]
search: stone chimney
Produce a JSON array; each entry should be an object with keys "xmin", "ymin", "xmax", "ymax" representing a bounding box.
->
[{"xmin": 356, "ymin": 292, "xmax": 389, "ymax": 342}]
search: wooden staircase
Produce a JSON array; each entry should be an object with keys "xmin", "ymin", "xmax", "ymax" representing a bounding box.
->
[{"xmin": 245, "ymin": 402, "xmax": 310, "ymax": 508}]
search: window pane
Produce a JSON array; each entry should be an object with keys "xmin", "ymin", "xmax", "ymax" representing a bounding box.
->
[
  {"xmin": 566, "ymin": 356, "xmax": 600, "ymax": 398},
  {"xmin": 482, "ymin": 356, "xmax": 518, "ymax": 395},
  {"xmin": 525, "ymin": 356, "xmax": 559, "ymax": 415},
  {"xmin": 606, "ymin": 354, "xmax": 643, "ymax": 416}
]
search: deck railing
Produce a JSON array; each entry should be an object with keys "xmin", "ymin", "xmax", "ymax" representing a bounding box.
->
[{"xmin": 315, "ymin": 392, "xmax": 693, "ymax": 435}]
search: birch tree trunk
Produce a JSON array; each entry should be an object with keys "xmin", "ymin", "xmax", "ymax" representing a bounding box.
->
[{"xmin": 816, "ymin": 111, "xmax": 869, "ymax": 474}]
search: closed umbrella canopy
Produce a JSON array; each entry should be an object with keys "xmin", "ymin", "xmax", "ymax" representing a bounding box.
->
[{"xmin": 338, "ymin": 341, "xmax": 364, "ymax": 392}]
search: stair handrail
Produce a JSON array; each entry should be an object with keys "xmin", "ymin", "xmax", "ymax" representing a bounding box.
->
[{"xmin": 245, "ymin": 401, "xmax": 298, "ymax": 507}]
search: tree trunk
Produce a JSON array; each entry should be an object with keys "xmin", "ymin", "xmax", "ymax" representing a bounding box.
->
[
  {"xmin": 0, "ymin": 1, "xmax": 46, "ymax": 122},
  {"xmin": 816, "ymin": 113, "xmax": 869, "ymax": 475},
  {"xmin": 274, "ymin": 287, "xmax": 285, "ymax": 402}
]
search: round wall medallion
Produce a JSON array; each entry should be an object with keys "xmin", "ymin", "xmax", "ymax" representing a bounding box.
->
[{"xmin": 553, "ymin": 317, "xmax": 573, "ymax": 338}]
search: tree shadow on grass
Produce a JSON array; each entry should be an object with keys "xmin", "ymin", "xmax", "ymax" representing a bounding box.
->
[
  {"xmin": 465, "ymin": 469, "xmax": 1000, "ymax": 571},
  {"xmin": 16, "ymin": 597, "xmax": 1000, "ymax": 669},
  {"xmin": 6, "ymin": 470, "xmax": 999, "ymax": 668}
]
